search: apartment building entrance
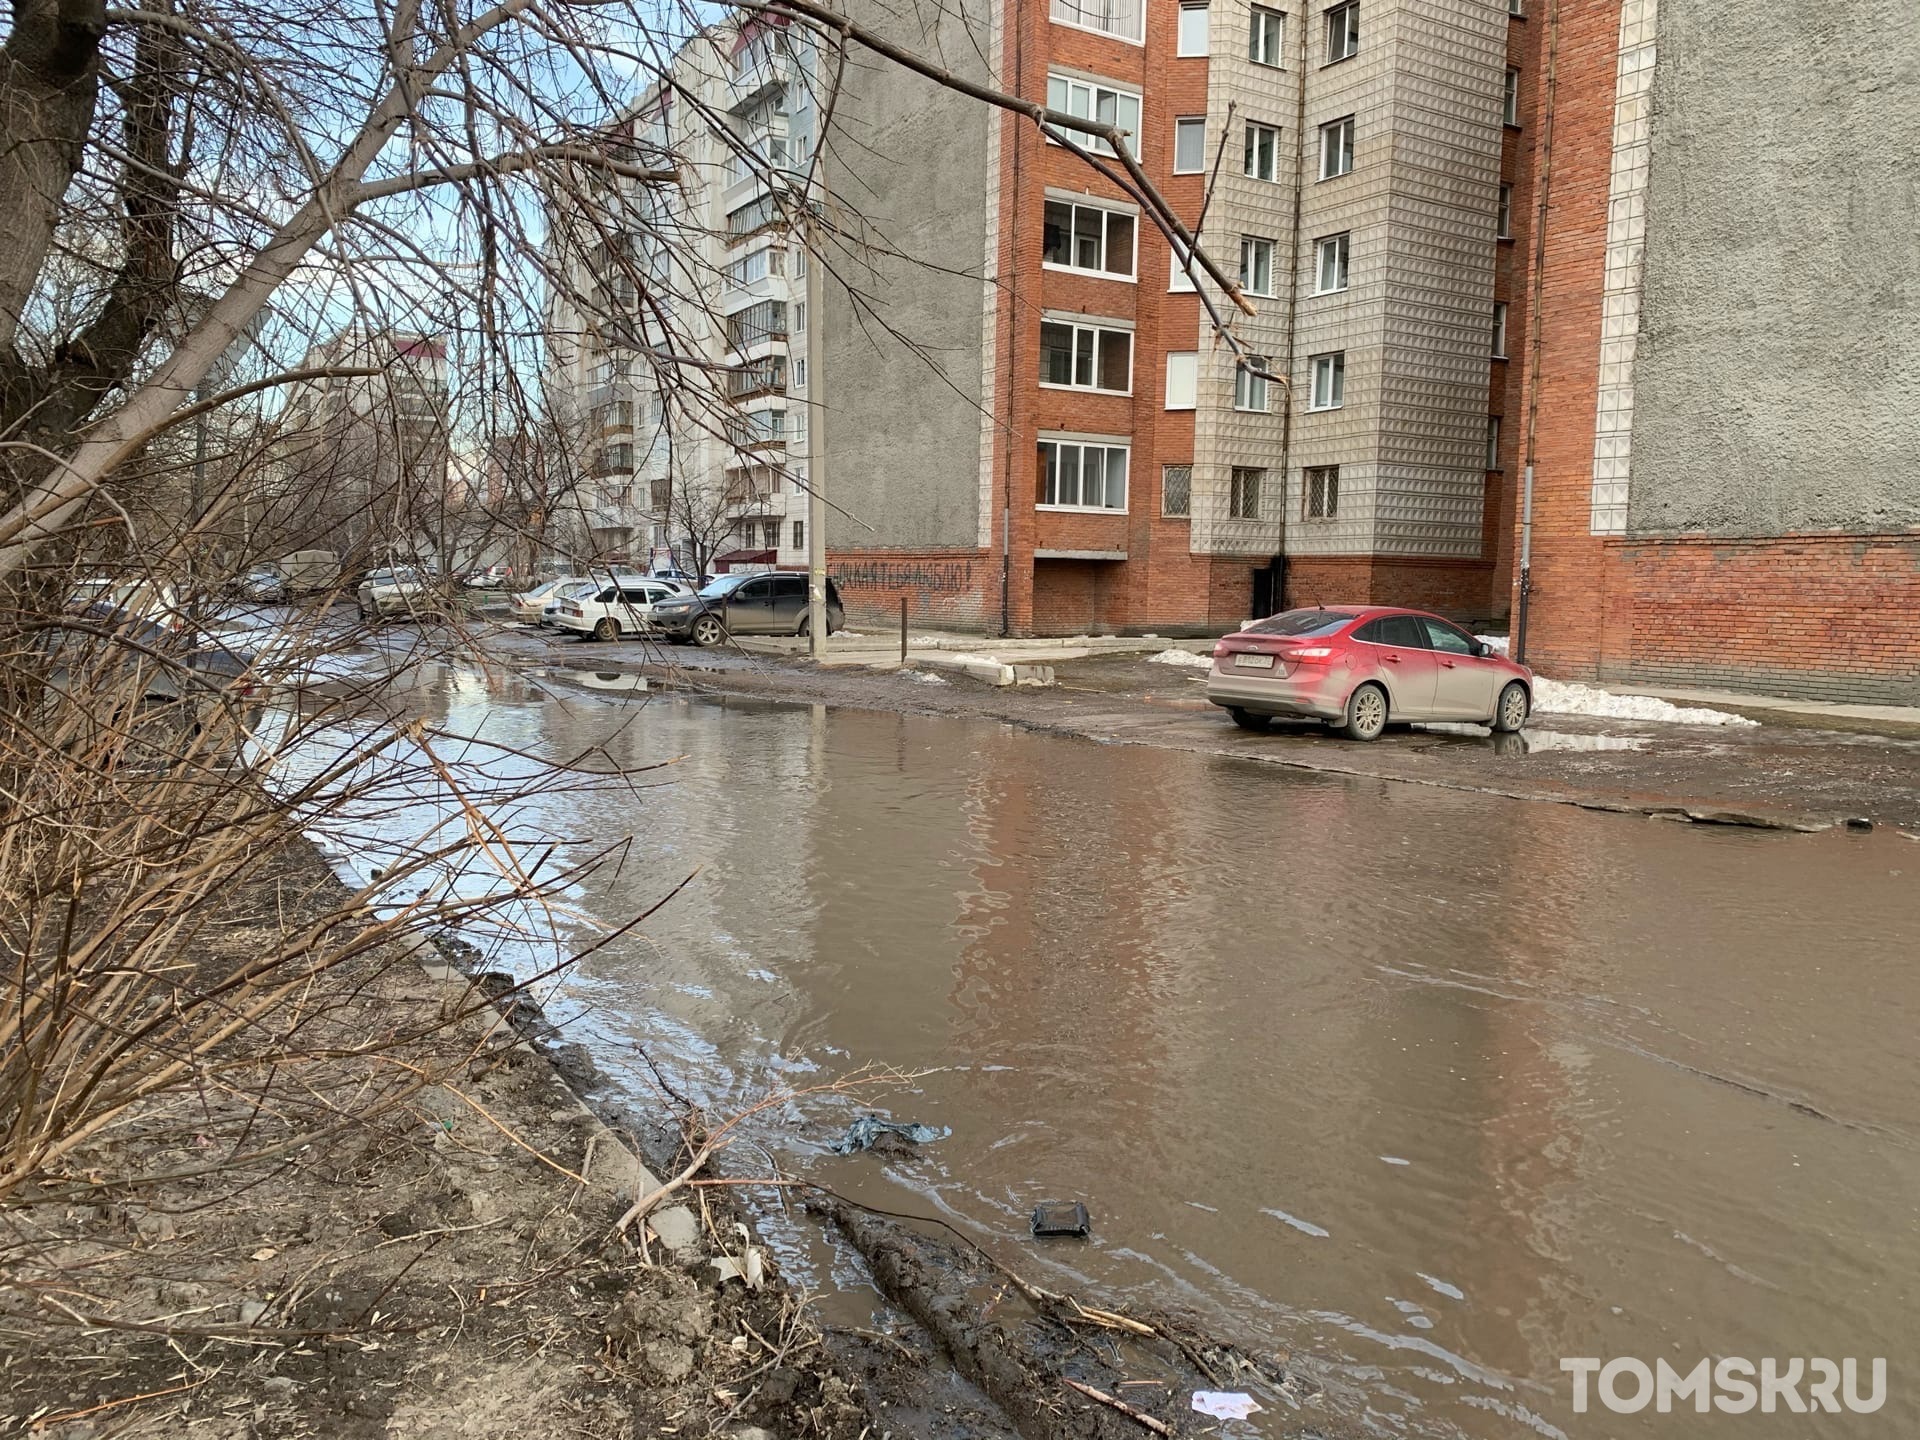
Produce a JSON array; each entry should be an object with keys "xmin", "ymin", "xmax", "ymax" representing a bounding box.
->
[{"xmin": 1250, "ymin": 557, "xmax": 1286, "ymax": 624}]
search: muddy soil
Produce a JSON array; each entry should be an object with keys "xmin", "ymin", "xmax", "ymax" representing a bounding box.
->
[{"xmin": 0, "ymin": 844, "xmax": 890, "ymax": 1440}]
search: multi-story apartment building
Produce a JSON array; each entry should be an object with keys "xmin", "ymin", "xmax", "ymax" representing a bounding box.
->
[
  {"xmin": 545, "ymin": 25, "xmax": 822, "ymax": 576},
  {"xmin": 261, "ymin": 328, "xmax": 450, "ymax": 564},
  {"xmin": 803, "ymin": 0, "xmax": 1524, "ymax": 634},
  {"xmin": 1505, "ymin": 0, "xmax": 1920, "ymax": 705}
]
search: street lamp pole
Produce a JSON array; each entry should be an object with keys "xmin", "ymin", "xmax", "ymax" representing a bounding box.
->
[{"xmin": 804, "ymin": 218, "xmax": 826, "ymax": 658}]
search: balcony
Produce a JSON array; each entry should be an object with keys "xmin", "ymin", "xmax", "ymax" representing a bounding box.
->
[
  {"xmin": 728, "ymin": 358, "xmax": 786, "ymax": 401},
  {"xmin": 725, "ymin": 299, "xmax": 789, "ymax": 353}
]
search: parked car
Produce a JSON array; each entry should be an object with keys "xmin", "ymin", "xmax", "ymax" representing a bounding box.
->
[
  {"xmin": 649, "ymin": 567, "xmax": 699, "ymax": 587},
  {"xmin": 40, "ymin": 614, "xmax": 262, "ymax": 760},
  {"xmin": 509, "ymin": 576, "xmax": 580, "ymax": 623},
  {"xmin": 553, "ymin": 577, "xmax": 692, "ymax": 640},
  {"xmin": 462, "ymin": 564, "xmax": 513, "ymax": 590},
  {"xmin": 649, "ymin": 572, "xmax": 845, "ymax": 647},
  {"xmin": 541, "ymin": 579, "xmax": 597, "ymax": 627},
  {"xmin": 233, "ymin": 566, "xmax": 289, "ymax": 602},
  {"xmin": 358, "ymin": 567, "xmax": 447, "ymax": 621},
  {"xmin": 1205, "ymin": 606, "xmax": 1533, "ymax": 741},
  {"xmin": 274, "ymin": 549, "xmax": 340, "ymax": 594},
  {"xmin": 66, "ymin": 577, "xmax": 186, "ymax": 630}
]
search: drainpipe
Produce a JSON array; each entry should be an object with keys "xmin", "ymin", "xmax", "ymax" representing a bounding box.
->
[
  {"xmin": 1269, "ymin": 0, "xmax": 1311, "ymax": 609},
  {"xmin": 1515, "ymin": 0, "xmax": 1560, "ymax": 666},
  {"xmin": 996, "ymin": 0, "xmax": 1024, "ymax": 638}
]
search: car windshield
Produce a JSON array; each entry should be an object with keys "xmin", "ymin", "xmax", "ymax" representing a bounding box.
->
[
  {"xmin": 1247, "ymin": 608, "xmax": 1356, "ymax": 638},
  {"xmin": 698, "ymin": 573, "xmax": 752, "ymax": 599}
]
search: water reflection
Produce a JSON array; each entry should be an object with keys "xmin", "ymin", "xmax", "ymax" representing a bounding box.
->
[{"xmin": 290, "ymin": 676, "xmax": 1920, "ymax": 1440}]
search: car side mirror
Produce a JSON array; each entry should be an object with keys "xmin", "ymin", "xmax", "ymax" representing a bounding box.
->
[{"xmin": 1470, "ymin": 641, "xmax": 1489, "ymax": 658}]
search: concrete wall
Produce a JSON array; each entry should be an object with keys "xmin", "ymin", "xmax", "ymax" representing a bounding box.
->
[
  {"xmin": 1628, "ymin": 0, "xmax": 1920, "ymax": 537},
  {"xmin": 819, "ymin": 0, "xmax": 994, "ymax": 550}
]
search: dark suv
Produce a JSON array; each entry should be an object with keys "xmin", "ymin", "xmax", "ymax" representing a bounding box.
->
[{"xmin": 649, "ymin": 572, "xmax": 846, "ymax": 647}]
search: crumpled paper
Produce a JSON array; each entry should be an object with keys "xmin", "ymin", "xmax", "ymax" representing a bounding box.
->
[{"xmin": 1192, "ymin": 1390, "xmax": 1264, "ymax": 1419}]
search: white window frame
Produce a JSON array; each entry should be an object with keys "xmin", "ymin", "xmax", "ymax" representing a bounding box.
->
[
  {"xmin": 1169, "ymin": 248, "xmax": 1199, "ymax": 292},
  {"xmin": 1492, "ymin": 301, "xmax": 1509, "ymax": 358},
  {"xmin": 1039, "ymin": 318, "xmax": 1135, "ymax": 394},
  {"xmin": 1325, "ymin": 1, "xmax": 1359, "ymax": 62},
  {"xmin": 1042, "ymin": 198, "xmax": 1139, "ymax": 280},
  {"xmin": 1497, "ymin": 183, "xmax": 1514, "ymax": 239},
  {"xmin": 1314, "ymin": 232, "xmax": 1350, "ymax": 294},
  {"xmin": 1244, "ymin": 121, "xmax": 1279, "ymax": 182},
  {"xmin": 792, "ymin": 356, "xmax": 807, "ymax": 388},
  {"xmin": 1177, "ymin": 1, "xmax": 1210, "ymax": 56},
  {"xmin": 1046, "ymin": 73, "xmax": 1144, "ymax": 159},
  {"xmin": 1249, "ymin": 5, "xmax": 1285, "ymax": 66},
  {"xmin": 1509, "ymin": 0, "xmax": 1524, "ymax": 13},
  {"xmin": 1233, "ymin": 359, "xmax": 1270, "ymax": 412},
  {"xmin": 1240, "ymin": 236, "xmax": 1275, "ymax": 297},
  {"xmin": 1319, "ymin": 115, "xmax": 1355, "ymax": 179},
  {"xmin": 1164, "ymin": 351, "xmax": 1198, "ymax": 410},
  {"xmin": 1504, "ymin": 67, "xmax": 1521, "ymax": 125},
  {"xmin": 1049, "ymin": 0, "xmax": 1145, "ymax": 45},
  {"xmin": 1038, "ymin": 438, "xmax": 1130, "ymax": 513},
  {"xmin": 1173, "ymin": 116, "xmax": 1207, "ymax": 174},
  {"xmin": 1308, "ymin": 351, "xmax": 1346, "ymax": 410}
]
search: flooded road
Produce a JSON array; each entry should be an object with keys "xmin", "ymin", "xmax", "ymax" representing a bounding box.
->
[{"xmin": 305, "ymin": 664, "xmax": 1920, "ymax": 1437}]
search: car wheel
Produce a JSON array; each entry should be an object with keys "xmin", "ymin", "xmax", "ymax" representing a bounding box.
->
[
  {"xmin": 691, "ymin": 614, "xmax": 726, "ymax": 648},
  {"xmin": 1340, "ymin": 682, "xmax": 1390, "ymax": 742},
  {"xmin": 796, "ymin": 614, "xmax": 812, "ymax": 638},
  {"xmin": 1492, "ymin": 680, "xmax": 1530, "ymax": 733},
  {"xmin": 1227, "ymin": 707, "xmax": 1271, "ymax": 732},
  {"xmin": 593, "ymin": 617, "xmax": 620, "ymax": 642}
]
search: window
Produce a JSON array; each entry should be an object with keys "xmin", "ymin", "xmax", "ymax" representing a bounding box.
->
[
  {"xmin": 1492, "ymin": 301, "xmax": 1509, "ymax": 358},
  {"xmin": 1050, "ymin": 0, "xmax": 1144, "ymax": 43},
  {"xmin": 1162, "ymin": 464, "xmax": 1192, "ymax": 516},
  {"xmin": 1039, "ymin": 319, "xmax": 1133, "ymax": 392},
  {"xmin": 1178, "ymin": 1, "xmax": 1209, "ymax": 55},
  {"xmin": 792, "ymin": 520, "xmax": 805, "ymax": 550},
  {"xmin": 1038, "ymin": 439, "xmax": 1129, "ymax": 510},
  {"xmin": 726, "ymin": 299, "xmax": 788, "ymax": 350},
  {"xmin": 1240, "ymin": 236, "xmax": 1275, "ymax": 296},
  {"xmin": 1305, "ymin": 464, "xmax": 1339, "ymax": 517},
  {"xmin": 762, "ymin": 520, "xmax": 782, "ymax": 550},
  {"xmin": 1170, "ymin": 248, "xmax": 1198, "ymax": 291},
  {"xmin": 1249, "ymin": 5, "xmax": 1284, "ymax": 65},
  {"xmin": 1234, "ymin": 357, "xmax": 1269, "ymax": 412},
  {"xmin": 1229, "ymin": 466, "xmax": 1263, "ymax": 519},
  {"xmin": 1309, "ymin": 351, "xmax": 1345, "ymax": 409},
  {"xmin": 1244, "ymin": 122, "xmax": 1279, "ymax": 181},
  {"xmin": 1497, "ymin": 183, "xmax": 1514, "ymax": 239},
  {"xmin": 790, "ymin": 407, "xmax": 808, "ymax": 441},
  {"xmin": 1173, "ymin": 117, "xmax": 1207, "ymax": 173},
  {"xmin": 1509, "ymin": 0, "xmax": 1524, "ymax": 12},
  {"xmin": 792, "ymin": 357, "xmax": 807, "ymax": 387},
  {"xmin": 1319, "ymin": 116, "xmax": 1355, "ymax": 179},
  {"xmin": 1325, "ymin": 1, "xmax": 1359, "ymax": 61},
  {"xmin": 1485, "ymin": 415, "xmax": 1502, "ymax": 470},
  {"xmin": 1042, "ymin": 199, "xmax": 1137, "ymax": 278},
  {"xmin": 1165, "ymin": 351, "xmax": 1198, "ymax": 409},
  {"xmin": 793, "ymin": 247, "xmax": 808, "ymax": 278},
  {"xmin": 1046, "ymin": 74, "xmax": 1143, "ymax": 158},
  {"xmin": 1315, "ymin": 232, "xmax": 1350, "ymax": 293},
  {"xmin": 1503, "ymin": 67, "xmax": 1520, "ymax": 125},
  {"xmin": 1422, "ymin": 617, "xmax": 1477, "ymax": 655},
  {"xmin": 793, "ymin": 300, "xmax": 807, "ymax": 332}
]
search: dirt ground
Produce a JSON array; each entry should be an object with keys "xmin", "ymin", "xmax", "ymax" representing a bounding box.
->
[{"xmin": 483, "ymin": 625, "xmax": 1920, "ymax": 834}]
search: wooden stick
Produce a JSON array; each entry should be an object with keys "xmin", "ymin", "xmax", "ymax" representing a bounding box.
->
[{"xmin": 1063, "ymin": 1378, "xmax": 1172, "ymax": 1436}]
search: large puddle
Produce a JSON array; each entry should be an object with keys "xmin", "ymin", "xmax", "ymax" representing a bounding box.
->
[{"xmin": 287, "ymin": 665, "xmax": 1920, "ymax": 1438}]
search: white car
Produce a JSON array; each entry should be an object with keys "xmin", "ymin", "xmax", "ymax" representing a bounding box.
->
[
  {"xmin": 553, "ymin": 577, "xmax": 690, "ymax": 640},
  {"xmin": 509, "ymin": 576, "xmax": 582, "ymax": 623}
]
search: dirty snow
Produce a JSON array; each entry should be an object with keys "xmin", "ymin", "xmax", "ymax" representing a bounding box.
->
[
  {"xmin": 902, "ymin": 669, "xmax": 948, "ymax": 685},
  {"xmin": 1531, "ymin": 678, "xmax": 1758, "ymax": 726},
  {"xmin": 1148, "ymin": 648, "xmax": 1214, "ymax": 669},
  {"xmin": 1472, "ymin": 635, "xmax": 1756, "ymax": 725}
]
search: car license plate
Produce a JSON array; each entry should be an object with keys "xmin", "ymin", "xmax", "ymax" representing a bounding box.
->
[{"xmin": 1236, "ymin": 653, "xmax": 1274, "ymax": 669}]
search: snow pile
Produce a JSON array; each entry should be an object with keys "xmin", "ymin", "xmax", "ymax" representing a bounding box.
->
[
  {"xmin": 1474, "ymin": 634, "xmax": 1510, "ymax": 655},
  {"xmin": 1147, "ymin": 648, "xmax": 1214, "ymax": 669},
  {"xmin": 946, "ymin": 652, "xmax": 1007, "ymax": 669},
  {"xmin": 1531, "ymin": 678, "xmax": 1757, "ymax": 726},
  {"xmin": 902, "ymin": 669, "xmax": 948, "ymax": 685}
]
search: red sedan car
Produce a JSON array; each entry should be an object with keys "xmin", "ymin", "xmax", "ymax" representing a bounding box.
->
[{"xmin": 1204, "ymin": 606, "xmax": 1533, "ymax": 741}]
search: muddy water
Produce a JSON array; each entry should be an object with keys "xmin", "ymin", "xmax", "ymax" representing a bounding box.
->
[{"xmin": 323, "ymin": 668, "xmax": 1920, "ymax": 1438}]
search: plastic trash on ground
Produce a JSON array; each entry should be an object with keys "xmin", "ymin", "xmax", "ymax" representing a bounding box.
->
[
  {"xmin": 829, "ymin": 1115, "xmax": 951, "ymax": 1154},
  {"xmin": 1029, "ymin": 1200, "xmax": 1092, "ymax": 1238},
  {"xmin": 1192, "ymin": 1391, "xmax": 1263, "ymax": 1419}
]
